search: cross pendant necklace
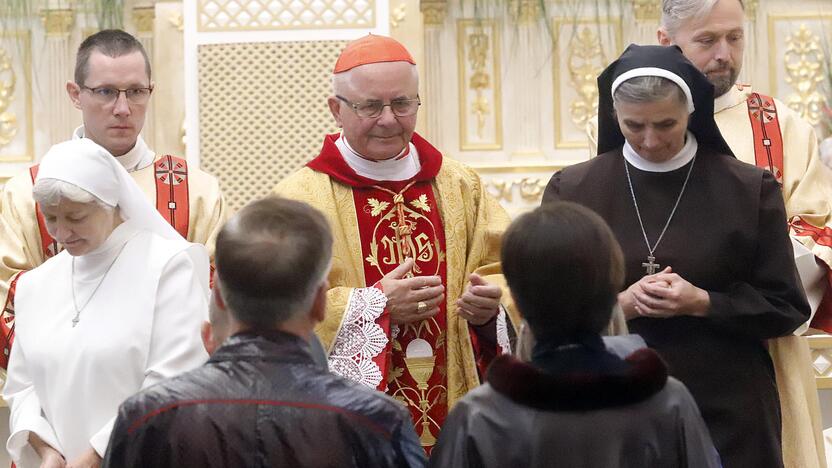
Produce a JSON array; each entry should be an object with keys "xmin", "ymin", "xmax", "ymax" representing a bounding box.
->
[
  {"xmin": 642, "ymin": 255, "xmax": 660, "ymax": 275},
  {"xmin": 624, "ymin": 156, "xmax": 696, "ymax": 276},
  {"xmin": 70, "ymin": 237, "xmax": 132, "ymax": 327}
]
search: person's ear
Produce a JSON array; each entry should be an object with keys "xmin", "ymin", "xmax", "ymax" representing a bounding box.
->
[
  {"xmin": 657, "ymin": 28, "xmax": 673, "ymax": 46},
  {"xmin": 327, "ymin": 96, "xmax": 344, "ymax": 128},
  {"xmin": 66, "ymin": 81, "xmax": 82, "ymax": 110},
  {"xmin": 310, "ymin": 280, "xmax": 328, "ymax": 324},
  {"xmin": 201, "ymin": 320, "xmax": 218, "ymax": 355}
]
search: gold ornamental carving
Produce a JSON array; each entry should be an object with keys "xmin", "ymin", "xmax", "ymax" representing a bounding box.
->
[
  {"xmin": 486, "ymin": 178, "xmax": 546, "ymax": 203},
  {"xmin": 467, "ymin": 28, "xmax": 491, "ymax": 138},
  {"xmin": 420, "ymin": 0, "xmax": 447, "ymax": 26},
  {"xmin": 633, "ymin": 0, "xmax": 661, "ymax": 22},
  {"xmin": 783, "ymin": 25, "xmax": 825, "ymax": 126},
  {"xmin": 745, "ymin": 0, "xmax": 759, "ymax": 19},
  {"xmin": 390, "ymin": 2, "xmax": 407, "ymax": 29},
  {"xmin": 509, "ymin": 0, "xmax": 542, "ymax": 25},
  {"xmin": 41, "ymin": 9, "xmax": 75, "ymax": 37},
  {"xmin": 132, "ymin": 7, "xmax": 155, "ymax": 34},
  {"xmin": 458, "ymin": 20, "xmax": 502, "ymax": 150},
  {"xmin": 168, "ymin": 11, "xmax": 185, "ymax": 31},
  {"xmin": 567, "ymin": 27, "xmax": 604, "ymax": 130},
  {"xmin": 0, "ymin": 47, "xmax": 18, "ymax": 149}
]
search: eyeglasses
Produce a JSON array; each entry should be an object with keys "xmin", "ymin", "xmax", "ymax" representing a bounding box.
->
[
  {"xmin": 80, "ymin": 85, "xmax": 154, "ymax": 105},
  {"xmin": 336, "ymin": 95, "xmax": 421, "ymax": 119}
]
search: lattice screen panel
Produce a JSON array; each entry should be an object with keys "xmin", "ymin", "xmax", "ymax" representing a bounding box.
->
[
  {"xmin": 198, "ymin": 40, "xmax": 345, "ymax": 212},
  {"xmin": 198, "ymin": 0, "xmax": 374, "ymax": 31}
]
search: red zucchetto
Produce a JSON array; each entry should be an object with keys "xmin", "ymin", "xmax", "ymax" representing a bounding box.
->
[{"xmin": 333, "ymin": 34, "xmax": 415, "ymax": 73}]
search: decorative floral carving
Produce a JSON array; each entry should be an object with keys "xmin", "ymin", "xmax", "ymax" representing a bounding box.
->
[
  {"xmin": 633, "ymin": 0, "xmax": 661, "ymax": 22},
  {"xmin": 0, "ymin": 48, "xmax": 18, "ymax": 148},
  {"xmin": 486, "ymin": 178, "xmax": 546, "ymax": 202},
  {"xmin": 390, "ymin": 2, "xmax": 407, "ymax": 29},
  {"xmin": 41, "ymin": 9, "xmax": 74, "ymax": 37},
  {"xmin": 568, "ymin": 27, "xmax": 604, "ymax": 130},
  {"xmin": 783, "ymin": 25, "xmax": 826, "ymax": 126},
  {"xmin": 133, "ymin": 7, "xmax": 155, "ymax": 34},
  {"xmin": 509, "ymin": 0, "xmax": 542, "ymax": 25},
  {"xmin": 420, "ymin": 0, "xmax": 447, "ymax": 26},
  {"xmin": 467, "ymin": 28, "xmax": 492, "ymax": 138}
]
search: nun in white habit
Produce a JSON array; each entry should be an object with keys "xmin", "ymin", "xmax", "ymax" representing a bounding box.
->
[{"xmin": 3, "ymin": 138, "xmax": 209, "ymax": 467}]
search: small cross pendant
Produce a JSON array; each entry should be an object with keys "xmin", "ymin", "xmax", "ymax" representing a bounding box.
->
[
  {"xmin": 642, "ymin": 255, "xmax": 660, "ymax": 275},
  {"xmin": 72, "ymin": 313, "xmax": 80, "ymax": 328}
]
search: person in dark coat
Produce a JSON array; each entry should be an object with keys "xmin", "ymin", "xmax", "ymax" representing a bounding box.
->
[
  {"xmin": 102, "ymin": 196, "xmax": 426, "ymax": 468},
  {"xmin": 543, "ymin": 44, "xmax": 809, "ymax": 467},
  {"xmin": 429, "ymin": 201, "xmax": 720, "ymax": 468}
]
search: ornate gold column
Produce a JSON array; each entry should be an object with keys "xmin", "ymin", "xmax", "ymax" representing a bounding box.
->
[
  {"xmin": 507, "ymin": 0, "xmax": 543, "ymax": 157},
  {"xmin": 420, "ymin": 0, "xmax": 447, "ymax": 149},
  {"xmin": 632, "ymin": 0, "xmax": 661, "ymax": 45},
  {"xmin": 41, "ymin": 7, "xmax": 75, "ymax": 146},
  {"xmin": 151, "ymin": 2, "xmax": 185, "ymax": 157},
  {"xmin": 739, "ymin": 0, "xmax": 759, "ymax": 87},
  {"xmin": 133, "ymin": 5, "xmax": 156, "ymax": 149},
  {"xmin": 419, "ymin": 0, "xmax": 446, "ymax": 148}
]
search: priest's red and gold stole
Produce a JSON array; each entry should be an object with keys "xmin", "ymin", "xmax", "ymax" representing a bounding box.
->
[
  {"xmin": 154, "ymin": 155, "xmax": 190, "ymax": 238},
  {"xmin": 746, "ymin": 92, "xmax": 785, "ymax": 184},
  {"xmin": 352, "ymin": 180, "xmax": 448, "ymax": 451}
]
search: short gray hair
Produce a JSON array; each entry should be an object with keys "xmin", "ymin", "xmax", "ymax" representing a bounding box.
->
[
  {"xmin": 32, "ymin": 178, "xmax": 115, "ymax": 212},
  {"xmin": 331, "ymin": 63, "xmax": 419, "ymax": 96},
  {"xmin": 215, "ymin": 197, "xmax": 333, "ymax": 329},
  {"xmin": 612, "ymin": 75, "xmax": 688, "ymax": 108},
  {"xmin": 661, "ymin": 0, "xmax": 744, "ymax": 38}
]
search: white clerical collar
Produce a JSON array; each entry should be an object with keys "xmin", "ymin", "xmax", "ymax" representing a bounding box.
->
[
  {"xmin": 73, "ymin": 220, "xmax": 138, "ymax": 278},
  {"xmin": 623, "ymin": 131, "xmax": 697, "ymax": 173},
  {"xmin": 72, "ymin": 125, "xmax": 155, "ymax": 173},
  {"xmin": 714, "ymin": 83, "xmax": 748, "ymax": 114},
  {"xmin": 335, "ymin": 134, "xmax": 421, "ymax": 182}
]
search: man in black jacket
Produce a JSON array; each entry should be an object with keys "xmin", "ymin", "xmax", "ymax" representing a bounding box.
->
[{"xmin": 103, "ymin": 196, "xmax": 426, "ymax": 468}]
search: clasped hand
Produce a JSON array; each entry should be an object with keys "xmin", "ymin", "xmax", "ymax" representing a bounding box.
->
[
  {"xmin": 379, "ymin": 260, "xmax": 501, "ymax": 326},
  {"xmin": 379, "ymin": 258, "xmax": 444, "ymax": 325},
  {"xmin": 618, "ymin": 267, "xmax": 710, "ymax": 320}
]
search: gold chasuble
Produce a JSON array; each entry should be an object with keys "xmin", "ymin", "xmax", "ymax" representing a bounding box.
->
[{"xmin": 275, "ymin": 133, "xmax": 513, "ymax": 450}]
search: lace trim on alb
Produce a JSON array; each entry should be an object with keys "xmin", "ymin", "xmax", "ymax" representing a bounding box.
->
[
  {"xmin": 328, "ymin": 287, "xmax": 389, "ymax": 388},
  {"xmin": 497, "ymin": 307, "xmax": 511, "ymax": 355}
]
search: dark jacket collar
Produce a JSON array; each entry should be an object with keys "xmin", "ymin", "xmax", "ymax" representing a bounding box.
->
[
  {"xmin": 209, "ymin": 330, "xmax": 317, "ymax": 366},
  {"xmin": 487, "ymin": 347, "xmax": 668, "ymax": 411},
  {"xmin": 306, "ymin": 132, "xmax": 443, "ymax": 188}
]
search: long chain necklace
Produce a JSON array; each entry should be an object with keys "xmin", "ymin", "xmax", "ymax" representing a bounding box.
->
[
  {"xmin": 623, "ymin": 156, "xmax": 696, "ymax": 276},
  {"xmin": 70, "ymin": 239, "xmax": 132, "ymax": 327}
]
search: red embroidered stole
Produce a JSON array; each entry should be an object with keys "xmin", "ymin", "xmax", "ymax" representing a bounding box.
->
[
  {"xmin": 746, "ymin": 92, "xmax": 785, "ymax": 184},
  {"xmin": 352, "ymin": 180, "xmax": 449, "ymax": 451},
  {"xmin": 154, "ymin": 156, "xmax": 190, "ymax": 238},
  {"xmin": 745, "ymin": 91, "xmax": 832, "ymax": 331}
]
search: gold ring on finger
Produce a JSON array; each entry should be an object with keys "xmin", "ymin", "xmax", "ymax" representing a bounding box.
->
[{"xmin": 417, "ymin": 301, "xmax": 428, "ymax": 313}]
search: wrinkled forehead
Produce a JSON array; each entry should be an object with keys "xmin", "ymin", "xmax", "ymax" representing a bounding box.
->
[
  {"xmin": 675, "ymin": 3, "xmax": 745, "ymax": 36},
  {"xmin": 340, "ymin": 61, "xmax": 419, "ymax": 98}
]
